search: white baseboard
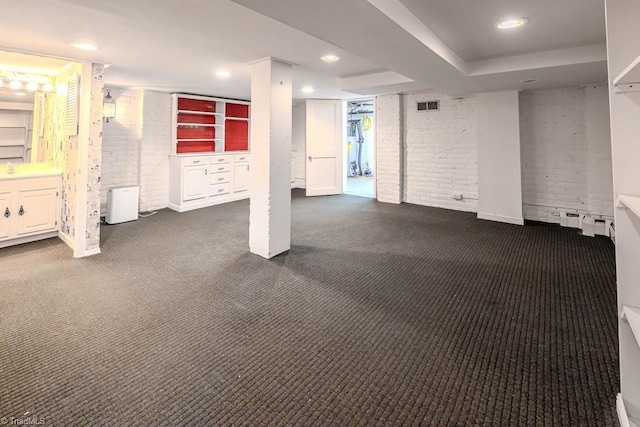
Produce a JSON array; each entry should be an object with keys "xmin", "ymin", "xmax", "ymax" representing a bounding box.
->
[
  {"xmin": 618, "ymin": 394, "xmax": 631, "ymax": 427},
  {"xmin": 0, "ymin": 231, "xmax": 59, "ymax": 249},
  {"xmin": 477, "ymin": 212, "xmax": 524, "ymax": 225},
  {"xmin": 58, "ymin": 231, "xmax": 75, "ymax": 249}
]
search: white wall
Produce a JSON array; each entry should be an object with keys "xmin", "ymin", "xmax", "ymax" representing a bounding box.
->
[
  {"xmin": 477, "ymin": 90, "xmax": 523, "ymax": 225},
  {"xmin": 100, "ymin": 88, "xmax": 171, "ymax": 215},
  {"xmin": 101, "ymin": 88, "xmax": 143, "ymax": 214},
  {"xmin": 139, "ymin": 91, "xmax": 172, "ymax": 211},
  {"xmin": 376, "ymin": 93, "xmax": 403, "ymax": 204},
  {"xmin": 292, "ymin": 102, "xmax": 306, "ymax": 188},
  {"xmin": 520, "ymin": 86, "xmax": 613, "ymax": 223},
  {"xmin": 402, "ymin": 91, "xmax": 478, "ymax": 212}
]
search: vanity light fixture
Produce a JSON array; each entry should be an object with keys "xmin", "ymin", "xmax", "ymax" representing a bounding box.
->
[
  {"xmin": 9, "ymin": 80, "xmax": 22, "ymax": 89},
  {"xmin": 321, "ymin": 54, "xmax": 340, "ymax": 62},
  {"xmin": 497, "ymin": 18, "xmax": 528, "ymax": 29},
  {"xmin": 26, "ymin": 82, "xmax": 39, "ymax": 91},
  {"xmin": 103, "ymin": 89, "xmax": 116, "ymax": 123},
  {"xmin": 42, "ymin": 84, "xmax": 54, "ymax": 92}
]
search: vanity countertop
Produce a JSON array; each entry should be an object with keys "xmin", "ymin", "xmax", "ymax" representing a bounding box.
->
[{"xmin": 0, "ymin": 163, "xmax": 62, "ymax": 180}]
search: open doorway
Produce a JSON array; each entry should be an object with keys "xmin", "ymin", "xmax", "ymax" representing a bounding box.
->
[{"xmin": 345, "ymin": 99, "xmax": 375, "ymax": 198}]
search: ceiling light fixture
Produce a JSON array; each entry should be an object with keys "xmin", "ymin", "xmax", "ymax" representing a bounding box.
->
[
  {"xmin": 302, "ymin": 86, "xmax": 314, "ymax": 94},
  {"xmin": 71, "ymin": 42, "xmax": 98, "ymax": 51},
  {"xmin": 214, "ymin": 70, "xmax": 231, "ymax": 78},
  {"xmin": 321, "ymin": 54, "xmax": 340, "ymax": 62},
  {"xmin": 497, "ymin": 18, "xmax": 528, "ymax": 29}
]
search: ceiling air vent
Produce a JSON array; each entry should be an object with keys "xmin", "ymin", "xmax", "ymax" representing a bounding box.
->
[{"xmin": 417, "ymin": 101, "xmax": 440, "ymax": 111}]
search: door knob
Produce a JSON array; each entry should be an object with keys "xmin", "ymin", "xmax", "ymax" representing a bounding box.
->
[{"xmin": 3, "ymin": 207, "xmax": 9, "ymax": 218}]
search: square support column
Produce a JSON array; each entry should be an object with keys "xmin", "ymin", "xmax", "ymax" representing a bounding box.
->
[{"xmin": 249, "ymin": 58, "xmax": 293, "ymax": 259}]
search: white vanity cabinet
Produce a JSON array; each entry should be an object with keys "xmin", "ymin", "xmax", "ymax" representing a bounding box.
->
[
  {"xmin": 0, "ymin": 171, "xmax": 61, "ymax": 248},
  {"xmin": 169, "ymin": 153, "xmax": 250, "ymax": 212}
]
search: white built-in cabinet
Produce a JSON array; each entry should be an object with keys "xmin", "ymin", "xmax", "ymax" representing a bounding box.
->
[
  {"xmin": 606, "ymin": 0, "xmax": 640, "ymax": 425},
  {"xmin": 168, "ymin": 153, "xmax": 250, "ymax": 212},
  {"xmin": 0, "ymin": 172, "xmax": 61, "ymax": 248}
]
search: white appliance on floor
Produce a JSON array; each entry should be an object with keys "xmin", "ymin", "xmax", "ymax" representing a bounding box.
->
[{"xmin": 106, "ymin": 186, "xmax": 139, "ymax": 224}]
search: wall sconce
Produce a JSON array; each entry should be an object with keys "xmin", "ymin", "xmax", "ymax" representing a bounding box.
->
[{"xmin": 103, "ymin": 89, "xmax": 116, "ymax": 123}]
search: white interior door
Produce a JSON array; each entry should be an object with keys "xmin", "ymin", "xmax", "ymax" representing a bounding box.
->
[{"xmin": 306, "ymin": 100, "xmax": 343, "ymax": 196}]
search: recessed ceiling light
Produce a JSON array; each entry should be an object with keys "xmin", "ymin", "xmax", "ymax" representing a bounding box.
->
[
  {"xmin": 214, "ymin": 70, "xmax": 231, "ymax": 78},
  {"xmin": 520, "ymin": 78, "xmax": 537, "ymax": 83},
  {"xmin": 497, "ymin": 18, "xmax": 528, "ymax": 29},
  {"xmin": 302, "ymin": 86, "xmax": 314, "ymax": 94},
  {"xmin": 321, "ymin": 54, "xmax": 340, "ymax": 62},
  {"xmin": 71, "ymin": 42, "xmax": 98, "ymax": 51},
  {"xmin": 9, "ymin": 80, "xmax": 22, "ymax": 89}
]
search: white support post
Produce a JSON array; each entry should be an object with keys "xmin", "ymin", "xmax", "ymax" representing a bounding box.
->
[{"xmin": 249, "ymin": 58, "xmax": 293, "ymax": 259}]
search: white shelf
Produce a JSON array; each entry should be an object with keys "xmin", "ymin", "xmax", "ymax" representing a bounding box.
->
[
  {"xmin": 614, "ymin": 54, "xmax": 640, "ymax": 91},
  {"xmin": 622, "ymin": 305, "xmax": 640, "ymax": 350},
  {"xmin": 177, "ymin": 110, "xmax": 223, "ymax": 116},
  {"xmin": 225, "ymin": 117, "xmax": 250, "ymax": 121},
  {"xmin": 177, "ymin": 123, "xmax": 223, "ymax": 127},
  {"xmin": 619, "ymin": 194, "xmax": 640, "ymax": 218},
  {"xmin": 177, "ymin": 138, "xmax": 221, "ymax": 142}
]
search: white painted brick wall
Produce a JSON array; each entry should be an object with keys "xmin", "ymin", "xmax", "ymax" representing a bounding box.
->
[
  {"xmin": 585, "ymin": 85, "xmax": 614, "ymax": 218},
  {"xmin": 100, "ymin": 87, "xmax": 142, "ymax": 215},
  {"xmin": 402, "ymin": 91, "xmax": 478, "ymax": 212},
  {"xmin": 520, "ymin": 87, "xmax": 612, "ymax": 223},
  {"xmin": 375, "ymin": 94, "xmax": 403, "ymax": 204},
  {"xmin": 139, "ymin": 91, "xmax": 172, "ymax": 212}
]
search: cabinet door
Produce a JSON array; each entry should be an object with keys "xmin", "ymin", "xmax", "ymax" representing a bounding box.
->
[
  {"xmin": 182, "ymin": 165, "xmax": 208, "ymax": 201},
  {"xmin": 16, "ymin": 188, "xmax": 58, "ymax": 237},
  {"xmin": 233, "ymin": 162, "xmax": 250, "ymax": 193},
  {"xmin": 0, "ymin": 187, "xmax": 14, "ymax": 240}
]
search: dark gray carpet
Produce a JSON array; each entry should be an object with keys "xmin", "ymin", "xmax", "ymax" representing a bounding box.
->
[{"xmin": 0, "ymin": 189, "xmax": 618, "ymax": 426}]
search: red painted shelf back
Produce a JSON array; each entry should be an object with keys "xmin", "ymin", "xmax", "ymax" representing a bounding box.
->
[
  {"xmin": 177, "ymin": 141, "xmax": 215, "ymax": 153},
  {"xmin": 225, "ymin": 120, "xmax": 249, "ymax": 151},
  {"xmin": 177, "ymin": 126, "xmax": 216, "ymax": 140},
  {"xmin": 177, "ymin": 113, "xmax": 217, "ymax": 125},
  {"xmin": 226, "ymin": 103, "xmax": 249, "ymax": 118},
  {"xmin": 177, "ymin": 98, "xmax": 217, "ymax": 113}
]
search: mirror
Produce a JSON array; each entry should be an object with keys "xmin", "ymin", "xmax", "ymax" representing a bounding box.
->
[{"xmin": 0, "ymin": 88, "xmax": 36, "ymax": 164}]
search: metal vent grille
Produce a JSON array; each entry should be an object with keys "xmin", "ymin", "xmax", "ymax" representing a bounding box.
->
[{"xmin": 417, "ymin": 100, "xmax": 440, "ymax": 111}]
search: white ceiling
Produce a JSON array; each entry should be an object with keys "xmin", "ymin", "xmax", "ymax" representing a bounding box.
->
[{"xmin": 0, "ymin": 0, "xmax": 609, "ymax": 100}]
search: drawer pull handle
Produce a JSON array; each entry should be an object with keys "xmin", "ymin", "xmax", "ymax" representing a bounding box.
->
[
  {"xmin": 218, "ymin": 167, "xmax": 224, "ymax": 171},
  {"xmin": 218, "ymin": 178, "xmax": 224, "ymax": 181},
  {"xmin": 3, "ymin": 207, "xmax": 9, "ymax": 218},
  {"xmin": 18, "ymin": 206, "xmax": 24, "ymax": 216},
  {"xmin": 218, "ymin": 189, "xmax": 224, "ymax": 193},
  {"xmin": 193, "ymin": 160, "xmax": 200, "ymax": 164},
  {"xmin": 218, "ymin": 159, "xmax": 224, "ymax": 162}
]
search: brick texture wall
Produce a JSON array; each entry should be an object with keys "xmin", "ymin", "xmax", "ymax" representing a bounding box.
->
[
  {"xmin": 139, "ymin": 91, "xmax": 172, "ymax": 212},
  {"xmin": 402, "ymin": 91, "xmax": 478, "ymax": 212},
  {"xmin": 100, "ymin": 88, "xmax": 142, "ymax": 214},
  {"xmin": 375, "ymin": 94, "xmax": 403, "ymax": 204},
  {"xmin": 520, "ymin": 86, "xmax": 613, "ymax": 223}
]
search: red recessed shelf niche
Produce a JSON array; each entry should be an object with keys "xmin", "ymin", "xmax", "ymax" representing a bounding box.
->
[{"xmin": 173, "ymin": 94, "xmax": 250, "ymax": 155}]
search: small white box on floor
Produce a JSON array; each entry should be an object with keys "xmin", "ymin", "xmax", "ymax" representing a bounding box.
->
[{"xmin": 106, "ymin": 186, "xmax": 139, "ymax": 224}]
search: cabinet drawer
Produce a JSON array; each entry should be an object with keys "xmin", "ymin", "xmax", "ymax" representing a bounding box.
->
[
  {"xmin": 209, "ymin": 163, "xmax": 231, "ymax": 174},
  {"xmin": 19, "ymin": 177, "xmax": 60, "ymax": 192},
  {"xmin": 234, "ymin": 154, "xmax": 250, "ymax": 163},
  {"xmin": 209, "ymin": 171, "xmax": 231, "ymax": 184},
  {"xmin": 209, "ymin": 182, "xmax": 231, "ymax": 197},
  {"xmin": 182, "ymin": 156, "xmax": 209, "ymax": 166},
  {"xmin": 210, "ymin": 155, "xmax": 231, "ymax": 165}
]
